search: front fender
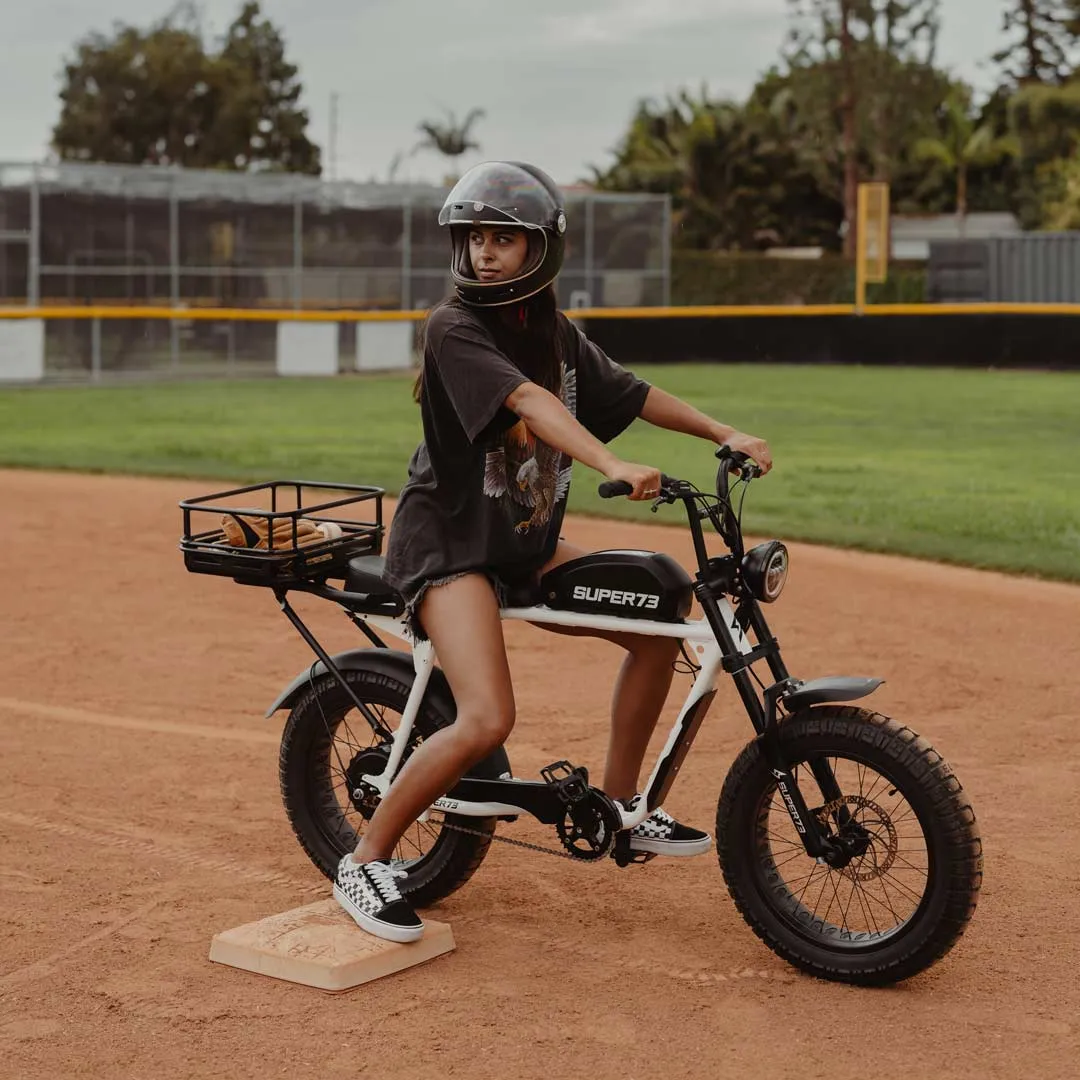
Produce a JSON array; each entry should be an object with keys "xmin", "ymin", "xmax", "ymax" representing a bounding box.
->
[
  {"xmin": 782, "ymin": 675, "xmax": 884, "ymax": 712},
  {"xmin": 264, "ymin": 646, "xmax": 512, "ymax": 782}
]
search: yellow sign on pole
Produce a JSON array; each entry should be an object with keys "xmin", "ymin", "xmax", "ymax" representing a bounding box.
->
[{"xmin": 855, "ymin": 182, "xmax": 890, "ymax": 312}]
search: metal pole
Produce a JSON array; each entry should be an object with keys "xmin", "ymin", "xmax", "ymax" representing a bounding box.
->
[
  {"xmin": 29, "ymin": 164, "xmax": 41, "ymax": 307},
  {"xmin": 91, "ymin": 316, "xmax": 102, "ymax": 382},
  {"xmin": 855, "ymin": 183, "xmax": 868, "ymax": 314},
  {"xmin": 293, "ymin": 193, "xmax": 303, "ymax": 310},
  {"xmin": 329, "ymin": 91, "xmax": 339, "ymax": 183},
  {"xmin": 661, "ymin": 195, "xmax": 672, "ymax": 308},
  {"xmin": 584, "ymin": 195, "xmax": 594, "ymax": 306},
  {"xmin": 401, "ymin": 198, "xmax": 412, "ymax": 310},
  {"xmin": 170, "ymin": 175, "xmax": 180, "ymax": 370}
]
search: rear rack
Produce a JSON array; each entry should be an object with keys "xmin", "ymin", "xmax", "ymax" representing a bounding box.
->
[{"xmin": 179, "ymin": 480, "xmax": 384, "ymax": 586}]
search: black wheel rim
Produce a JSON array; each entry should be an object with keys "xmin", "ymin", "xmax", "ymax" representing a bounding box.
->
[{"xmin": 752, "ymin": 753, "xmax": 934, "ymax": 950}]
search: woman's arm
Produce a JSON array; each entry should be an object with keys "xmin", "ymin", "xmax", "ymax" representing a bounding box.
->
[
  {"xmin": 639, "ymin": 385, "xmax": 773, "ymax": 474},
  {"xmin": 505, "ymin": 382, "xmax": 661, "ymax": 499}
]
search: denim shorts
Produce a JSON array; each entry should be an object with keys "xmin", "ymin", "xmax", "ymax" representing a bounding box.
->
[{"xmin": 403, "ymin": 570, "xmax": 516, "ymax": 642}]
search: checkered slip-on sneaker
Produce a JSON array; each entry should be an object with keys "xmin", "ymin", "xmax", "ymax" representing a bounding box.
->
[
  {"xmin": 333, "ymin": 854, "xmax": 424, "ymax": 943},
  {"xmin": 628, "ymin": 804, "xmax": 713, "ymax": 857}
]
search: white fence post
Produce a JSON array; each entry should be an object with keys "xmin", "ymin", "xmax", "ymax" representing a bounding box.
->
[
  {"xmin": 355, "ymin": 319, "xmax": 415, "ymax": 372},
  {"xmin": 0, "ymin": 319, "xmax": 45, "ymax": 382},
  {"xmin": 276, "ymin": 321, "xmax": 338, "ymax": 376}
]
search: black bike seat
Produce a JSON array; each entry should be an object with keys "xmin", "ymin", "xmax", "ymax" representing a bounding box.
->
[{"xmin": 344, "ymin": 555, "xmax": 400, "ymax": 600}]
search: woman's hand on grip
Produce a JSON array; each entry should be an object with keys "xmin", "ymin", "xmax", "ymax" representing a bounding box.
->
[{"xmin": 603, "ymin": 460, "xmax": 663, "ymax": 501}]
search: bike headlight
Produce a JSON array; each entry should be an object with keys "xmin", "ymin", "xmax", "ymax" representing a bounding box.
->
[{"xmin": 742, "ymin": 541, "xmax": 789, "ymax": 603}]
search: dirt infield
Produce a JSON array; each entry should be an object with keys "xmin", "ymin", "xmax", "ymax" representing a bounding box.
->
[{"xmin": 2, "ymin": 468, "xmax": 1079, "ymax": 1080}]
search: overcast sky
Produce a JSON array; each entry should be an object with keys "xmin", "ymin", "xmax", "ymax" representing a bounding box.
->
[{"xmin": 6, "ymin": 0, "xmax": 1008, "ymax": 185}]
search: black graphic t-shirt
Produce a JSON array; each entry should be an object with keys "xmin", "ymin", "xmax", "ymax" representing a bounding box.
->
[{"xmin": 383, "ymin": 301, "xmax": 651, "ymax": 601}]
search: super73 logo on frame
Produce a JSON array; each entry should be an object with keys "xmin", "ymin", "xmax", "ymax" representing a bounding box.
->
[{"xmin": 572, "ymin": 585, "xmax": 660, "ymax": 610}]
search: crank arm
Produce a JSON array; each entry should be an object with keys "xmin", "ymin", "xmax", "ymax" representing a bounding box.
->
[{"xmin": 438, "ymin": 776, "xmax": 572, "ymax": 824}]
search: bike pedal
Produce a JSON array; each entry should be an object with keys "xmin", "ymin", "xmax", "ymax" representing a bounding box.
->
[
  {"xmin": 610, "ymin": 831, "xmax": 657, "ymax": 867},
  {"xmin": 540, "ymin": 760, "xmax": 590, "ymax": 804}
]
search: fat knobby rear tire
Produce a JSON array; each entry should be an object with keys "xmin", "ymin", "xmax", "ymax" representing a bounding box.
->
[{"xmin": 279, "ymin": 666, "xmax": 496, "ymax": 909}]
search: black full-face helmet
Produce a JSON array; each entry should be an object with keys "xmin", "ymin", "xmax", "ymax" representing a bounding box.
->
[{"xmin": 438, "ymin": 161, "xmax": 567, "ymax": 306}]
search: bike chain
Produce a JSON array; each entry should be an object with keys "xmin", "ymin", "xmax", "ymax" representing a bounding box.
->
[{"xmin": 435, "ymin": 814, "xmax": 596, "ymax": 862}]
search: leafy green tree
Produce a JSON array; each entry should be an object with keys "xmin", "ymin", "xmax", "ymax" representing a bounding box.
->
[
  {"xmin": 1009, "ymin": 78, "xmax": 1080, "ymax": 157},
  {"xmin": 1037, "ymin": 150, "xmax": 1080, "ymax": 225},
  {"xmin": 1007, "ymin": 78, "xmax": 1080, "ymax": 223},
  {"xmin": 51, "ymin": 1, "xmax": 320, "ymax": 173},
  {"xmin": 785, "ymin": 0, "xmax": 943, "ymax": 253},
  {"xmin": 592, "ymin": 89, "xmax": 841, "ymax": 250},
  {"xmin": 200, "ymin": 2, "xmax": 320, "ymax": 173},
  {"xmin": 994, "ymin": 1, "xmax": 1080, "ymax": 85}
]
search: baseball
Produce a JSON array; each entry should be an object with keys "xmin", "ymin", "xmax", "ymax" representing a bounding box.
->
[{"xmin": 317, "ymin": 522, "xmax": 344, "ymax": 541}]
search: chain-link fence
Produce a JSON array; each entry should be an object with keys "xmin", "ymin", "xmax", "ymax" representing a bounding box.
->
[{"xmin": 0, "ymin": 161, "xmax": 671, "ymax": 313}]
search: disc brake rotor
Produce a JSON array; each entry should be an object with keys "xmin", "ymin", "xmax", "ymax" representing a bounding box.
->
[{"xmin": 815, "ymin": 794, "xmax": 899, "ymax": 881}]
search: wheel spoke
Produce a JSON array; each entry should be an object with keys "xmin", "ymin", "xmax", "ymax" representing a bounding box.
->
[
  {"xmin": 759, "ymin": 748, "xmax": 933, "ymax": 945},
  {"xmin": 851, "ymin": 876, "xmax": 880, "ymax": 934},
  {"xmin": 771, "ymin": 850, "xmax": 808, "ymax": 871}
]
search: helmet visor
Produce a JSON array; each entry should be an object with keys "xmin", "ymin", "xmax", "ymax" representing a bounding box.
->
[{"xmin": 438, "ymin": 162, "xmax": 560, "ymax": 229}]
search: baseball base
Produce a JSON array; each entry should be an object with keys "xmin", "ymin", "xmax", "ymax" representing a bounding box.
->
[{"xmin": 209, "ymin": 899, "xmax": 455, "ymax": 992}]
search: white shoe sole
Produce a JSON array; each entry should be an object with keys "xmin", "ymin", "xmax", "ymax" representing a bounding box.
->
[
  {"xmin": 629, "ymin": 834, "xmax": 713, "ymax": 857},
  {"xmin": 333, "ymin": 884, "xmax": 425, "ymax": 943}
]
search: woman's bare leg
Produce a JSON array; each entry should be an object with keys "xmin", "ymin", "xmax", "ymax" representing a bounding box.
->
[
  {"xmin": 354, "ymin": 573, "xmax": 515, "ymax": 862},
  {"xmin": 536, "ymin": 541, "xmax": 681, "ymax": 801}
]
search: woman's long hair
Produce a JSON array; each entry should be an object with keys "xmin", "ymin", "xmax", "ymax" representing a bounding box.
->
[{"xmin": 413, "ymin": 285, "xmax": 564, "ymax": 404}]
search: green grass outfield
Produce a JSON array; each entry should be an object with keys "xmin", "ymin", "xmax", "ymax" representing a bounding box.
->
[{"xmin": 1, "ymin": 364, "xmax": 1077, "ymax": 581}]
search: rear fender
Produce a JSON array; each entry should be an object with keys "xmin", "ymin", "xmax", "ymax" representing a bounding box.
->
[{"xmin": 265, "ymin": 647, "xmax": 511, "ymax": 781}]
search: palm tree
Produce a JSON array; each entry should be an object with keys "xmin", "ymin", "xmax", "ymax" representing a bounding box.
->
[
  {"xmin": 913, "ymin": 92, "xmax": 1019, "ymax": 231},
  {"xmin": 412, "ymin": 108, "xmax": 485, "ymax": 183}
]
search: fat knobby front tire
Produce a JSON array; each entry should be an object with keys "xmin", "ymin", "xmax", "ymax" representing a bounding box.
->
[{"xmin": 716, "ymin": 705, "xmax": 982, "ymax": 985}]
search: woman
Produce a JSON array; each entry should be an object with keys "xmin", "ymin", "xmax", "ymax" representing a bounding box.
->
[{"xmin": 334, "ymin": 161, "xmax": 772, "ymax": 942}]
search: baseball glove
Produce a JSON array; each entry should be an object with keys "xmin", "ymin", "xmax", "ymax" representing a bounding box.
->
[{"xmin": 220, "ymin": 513, "xmax": 342, "ymax": 550}]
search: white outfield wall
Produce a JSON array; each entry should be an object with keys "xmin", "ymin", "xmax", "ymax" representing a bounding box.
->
[{"xmin": 0, "ymin": 311, "xmax": 420, "ymax": 383}]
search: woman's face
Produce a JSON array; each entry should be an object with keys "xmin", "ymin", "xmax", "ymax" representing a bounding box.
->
[{"xmin": 468, "ymin": 226, "xmax": 529, "ymax": 282}]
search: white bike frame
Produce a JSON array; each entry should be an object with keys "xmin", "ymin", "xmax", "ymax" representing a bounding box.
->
[{"xmin": 351, "ymin": 597, "xmax": 755, "ymax": 833}]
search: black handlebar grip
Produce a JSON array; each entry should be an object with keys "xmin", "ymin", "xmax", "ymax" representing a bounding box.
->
[{"xmin": 598, "ymin": 480, "xmax": 634, "ymax": 499}]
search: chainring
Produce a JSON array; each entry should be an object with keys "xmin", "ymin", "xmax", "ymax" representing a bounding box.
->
[{"xmin": 555, "ymin": 791, "xmax": 623, "ymax": 861}]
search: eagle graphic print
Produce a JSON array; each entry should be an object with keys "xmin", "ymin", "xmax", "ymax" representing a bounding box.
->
[{"xmin": 482, "ymin": 363, "xmax": 576, "ymax": 534}]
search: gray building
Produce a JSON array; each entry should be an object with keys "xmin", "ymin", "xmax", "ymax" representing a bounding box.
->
[{"xmin": 891, "ymin": 213, "xmax": 1022, "ymax": 261}]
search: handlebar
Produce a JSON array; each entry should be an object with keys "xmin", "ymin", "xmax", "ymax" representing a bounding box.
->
[
  {"xmin": 597, "ymin": 448, "xmax": 760, "ymax": 502},
  {"xmin": 597, "ymin": 473, "xmax": 677, "ymax": 500},
  {"xmin": 595, "ymin": 446, "xmax": 764, "ymax": 560},
  {"xmin": 714, "ymin": 445, "xmax": 760, "ymax": 502}
]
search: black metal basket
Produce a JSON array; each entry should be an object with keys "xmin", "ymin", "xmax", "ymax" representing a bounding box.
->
[{"xmin": 179, "ymin": 480, "xmax": 384, "ymax": 586}]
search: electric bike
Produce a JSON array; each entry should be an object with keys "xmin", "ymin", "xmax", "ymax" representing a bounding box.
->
[{"xmin": 179, "ymin": 447, "xmax": 982, "ymax": 985}]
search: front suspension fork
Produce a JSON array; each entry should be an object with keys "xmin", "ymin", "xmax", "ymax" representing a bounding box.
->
[
  {"xmin": 757, "ymin": 682, "xmax": 844, "ymax": 860},
  {"xmin": 697, "ymin": 587, "xmax": 845, "ymax": 861}
]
